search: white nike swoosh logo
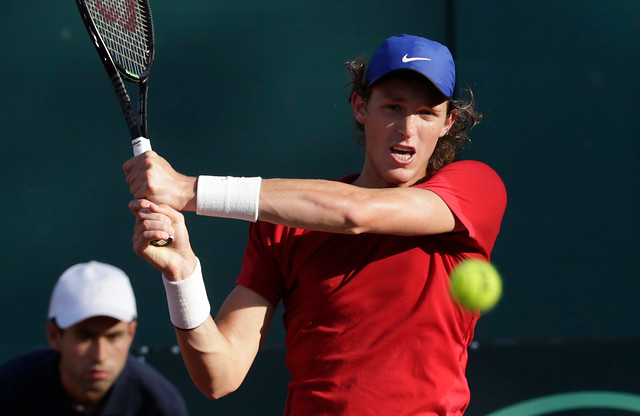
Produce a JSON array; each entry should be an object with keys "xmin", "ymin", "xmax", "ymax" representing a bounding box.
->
[{"xmin": 402, "ymin": 54, "xmax": 432, "ymax": 63}]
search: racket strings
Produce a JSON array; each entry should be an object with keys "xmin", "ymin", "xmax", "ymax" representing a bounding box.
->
[{"xmin": 86, "ymin": 0, "xmax": 152, "ymax": 78}]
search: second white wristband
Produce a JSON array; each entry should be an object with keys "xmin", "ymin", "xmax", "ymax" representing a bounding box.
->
[{"xmin": 162, "ymin": 258, "xmax": 211, "ymax": 330}]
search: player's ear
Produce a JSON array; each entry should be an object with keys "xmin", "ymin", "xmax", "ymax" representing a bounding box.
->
[
  {"xmin": 351, "ymin": 91, "xmax": 367, "ymax": 125},
  {"xmin": 439, "ymin": 108, "xmax": 457, "ymax": 138},
  {"xmin": 128, "ymin": 320, "xmax": 138, "ymax": 338},
  {"xmin": 46, "ymin": 321, "xmax": 63, "ymax": 351}
]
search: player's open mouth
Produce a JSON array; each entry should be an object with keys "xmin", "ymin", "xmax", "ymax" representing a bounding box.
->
[{"xmin": 391, "ymin": 145, "xmax": 415, "ymax": 162}]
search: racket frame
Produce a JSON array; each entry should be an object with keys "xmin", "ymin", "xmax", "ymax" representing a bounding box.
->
[
  {"xmin": 76, "ymin": 0, "xmax": 171, "ymax": 246},
  {"xmin": 75, "ymin": 0, "xmax": 155, "ymax": 152}
]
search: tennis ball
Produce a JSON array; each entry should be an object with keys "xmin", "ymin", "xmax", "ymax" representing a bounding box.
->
[{"xmin": 449, "ymin": 259, "xmax": 502, "ymax": 312}]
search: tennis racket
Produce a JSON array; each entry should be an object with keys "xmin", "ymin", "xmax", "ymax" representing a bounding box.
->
[{"xmin": 76, "ymin": 0, "xmax": 171, "ymax": 246}]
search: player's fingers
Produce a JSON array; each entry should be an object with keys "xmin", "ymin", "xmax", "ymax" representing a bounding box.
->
[
  {"xmin": 126, "ymin": 172, "xmax": 163, "ymax": 203},
  {"xmin": 142, "ymin": 200, "xmax": 185, "ymax": 225},
  {"xmin": 132, "ymin": 205, "xmax": 192, "ymax": 265},
  {"xmin": 135, "ymin": 209, "xmax": 174, "ymax": 233},
  {"xmin": 131, "ymin": 201, "xmax": 172, "ymax": 238},
  {"xmin": 126, "ymin": 169, "xmax": 155, "ymax": 200},
  {"xmin": 122, "ymin": 158, "xmax": 133, "ymax": 175},
  {"xmin": 123, "ymin": 150, "xmax": 157, "ymax": 172},
  {"xmin": 132, "ymin": 201, "xmax": 185, "ymax": 240},
  {"xmin": 129, "ymin": 198, "xmax": 154, "ymax": 215},
  {"xmin": 132, "ymin": 227, "xmax": 174, "ymax": 254},
  {"xmin": 132, "ymin": 211, "xmax": 174, "ymax": 250},
  {"xmin": 123, "ymin": 152, "xmax": 157, "ymax": 193},
  {"xmin": 124, "ymin": 168, "xmax": 137, "ymax": 189},
  {"xmin": 123, "ymin": 152, "xmax": 146, "ymax": 184},
  {"xmin": 133, "ymin": 227, "xmax": 174, "ymax": 251}
]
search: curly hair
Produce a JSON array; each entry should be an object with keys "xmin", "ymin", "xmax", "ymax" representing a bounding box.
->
[{"xmin": 345, "ymin": 56, "xmax": 482, "ymax": 175}]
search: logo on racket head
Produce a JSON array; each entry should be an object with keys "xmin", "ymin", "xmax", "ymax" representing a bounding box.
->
[{"xmin": 96, "ymin": 0, "xmax": 137, "ymax": 32}]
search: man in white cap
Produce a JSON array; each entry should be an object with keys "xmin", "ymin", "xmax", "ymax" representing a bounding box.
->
[
  {"xmin": 0, "ymin": 261, "xmax": 189, "ymax": 415},
  {"xmin": 123, "ymin": 34, "xmax": 507, "ymax": 415}
]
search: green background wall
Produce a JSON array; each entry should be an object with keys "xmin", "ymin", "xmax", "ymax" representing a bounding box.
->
[{"xmin": 1, "ymin": 0, "xmax": 638, "ymax": 414}]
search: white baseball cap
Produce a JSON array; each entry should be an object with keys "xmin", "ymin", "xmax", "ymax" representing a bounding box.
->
[{"xmin": 48, "ymin": 261, "xmax": 137, "ymax": 329}]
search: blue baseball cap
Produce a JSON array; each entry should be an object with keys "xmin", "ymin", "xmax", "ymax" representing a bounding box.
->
[{"xmin": 366, "ymin": 34, "xmax": 456, "ymax": 98}]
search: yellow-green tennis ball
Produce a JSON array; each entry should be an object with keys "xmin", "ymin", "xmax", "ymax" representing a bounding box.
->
[{"xmin": 450, "ymin": 259, "xmax": 502, "ymax": 312}]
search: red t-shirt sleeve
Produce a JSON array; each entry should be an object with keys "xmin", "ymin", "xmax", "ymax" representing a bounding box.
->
[
  {"xmin": 420, "ymin": 160, "xmax": 507, "ymax": 256},
  {"xmin": 235, "ymin": 221, "xmax": 287, "ymax": 306}
]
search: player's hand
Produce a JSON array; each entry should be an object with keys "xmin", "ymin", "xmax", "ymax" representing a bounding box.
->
[
  {"xmin": 130, "ymin": 199, "xmax": 198, "ymax": 281},
  {"xmin": 123, "ymin": 151, "xmax": 197, "ymax": 212}
]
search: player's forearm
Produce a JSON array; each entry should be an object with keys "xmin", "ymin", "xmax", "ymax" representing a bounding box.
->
[
  {"xmin": 162, "ymin": 259, "xmax": 247, "ymax": 398},
  {"xmin": 193, "ymin": 175, "xmax": 359, "ymax": 230},
  {"xmin": 195, "ymin": 176, "xmax": 458, "ymax": 235}
]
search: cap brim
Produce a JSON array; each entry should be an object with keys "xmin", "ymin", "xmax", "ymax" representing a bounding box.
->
[
  {"xmin": 371, "ymin": 68, "xmax": 451, "ymax": 99},
  {"xmin": 54, "ymin": 303, "xmax": 136, "ymax": 329}
]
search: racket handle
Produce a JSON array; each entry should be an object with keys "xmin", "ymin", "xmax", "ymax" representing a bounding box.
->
[
  {"xmin": 151, "ymin": 236, "xmax": 173, "ymax": 247},
  {"xmin": 132, "ymin": 136, "xmax": 153, "ymax": 156},
  {"xmin": 130, "ymin": 136, "xmax": 173, "ymax": 246}
]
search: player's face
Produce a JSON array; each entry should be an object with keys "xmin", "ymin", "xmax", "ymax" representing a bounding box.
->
[
  {"xmin": 352, "ymin": 75, "xmax": 456, "ymax": 188},
  {"xmin": 47, "ymin": 316, "xmax": 136, "ymax": 410}
]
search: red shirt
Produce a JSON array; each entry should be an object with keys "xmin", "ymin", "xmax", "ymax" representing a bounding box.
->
[{"xmin": 237, "ymin": 160, "xmax": 507, "ymax": 415}]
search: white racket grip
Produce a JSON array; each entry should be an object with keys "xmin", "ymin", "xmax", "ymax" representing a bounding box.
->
[{"xmin": 132, "ymin": 136, "xmax": 152, "ymax": 156}]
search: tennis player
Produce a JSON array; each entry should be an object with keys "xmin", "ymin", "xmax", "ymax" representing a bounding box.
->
[
  {"xmin": 0, "ymin": 261, "xmax": 189, "ymax": 415},
  {"xmin": 124, "ymin": 34, "xmax": 507, "ymax": 415}
]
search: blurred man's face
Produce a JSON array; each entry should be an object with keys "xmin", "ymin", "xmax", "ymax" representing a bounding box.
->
[{"xmin": 47, "ymin": 316, "xmax": 136, "ymax": 412}]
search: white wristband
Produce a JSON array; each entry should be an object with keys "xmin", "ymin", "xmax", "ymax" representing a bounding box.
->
[
  {"xmin": 196, "ymin": 175, "xmax": 262, "ymax": 222},
  {"xmin": 162, "ymin": 258, "xmax": 211, "ymax": 330}
]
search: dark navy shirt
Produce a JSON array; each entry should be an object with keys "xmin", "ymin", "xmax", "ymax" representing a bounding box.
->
[{"xmin": 0, "ymin": 348, "xmax": 189, "ymax": 415}]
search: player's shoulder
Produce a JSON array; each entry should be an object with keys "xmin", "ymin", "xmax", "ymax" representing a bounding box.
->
[
  {"xmin": 440, "ymin": 159, "xmax": 500, "ymax": 176},
  {"xmin": 438, "ymin": 160, "xmax": 505, "ymax": 188},
  {"xmin": 421, "ymin": 160, "xmax": 507, "ymax": 211},
  {"xmin": 425, "ymin": 159, "xmax": 502, "ymax": 184}
]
